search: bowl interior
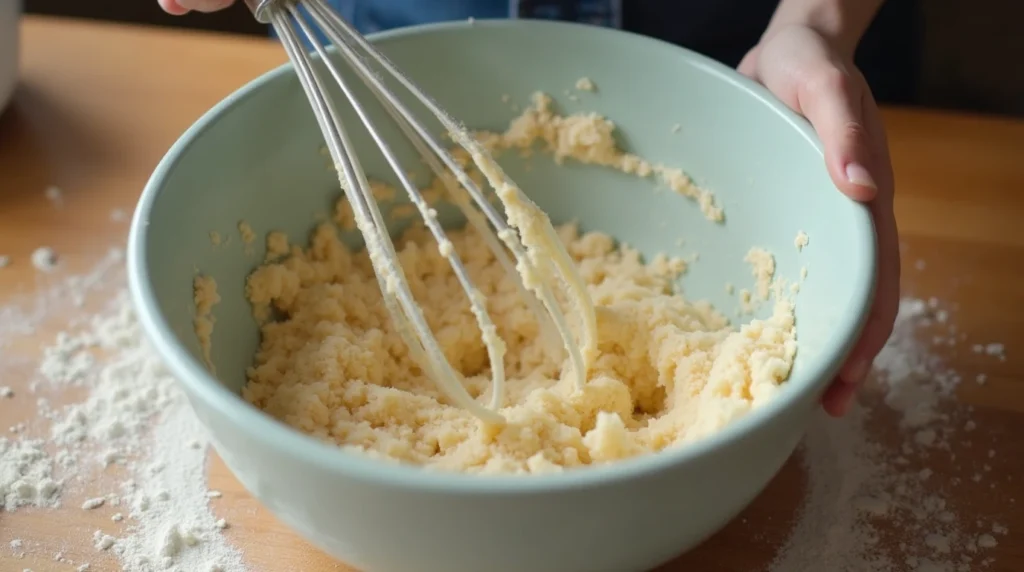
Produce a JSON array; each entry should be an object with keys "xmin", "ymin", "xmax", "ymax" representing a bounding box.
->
[{"xmin": 134, "ymin": 20, "xmax": 874, "ymax": 462}]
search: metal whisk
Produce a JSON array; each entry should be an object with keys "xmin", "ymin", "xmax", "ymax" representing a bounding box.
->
[{"xmin": 243, "ymin": 0, "xmax": 598, "ymax": 424}]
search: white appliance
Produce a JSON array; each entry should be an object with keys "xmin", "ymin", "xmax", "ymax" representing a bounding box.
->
[{"xmin": 0, "ymin": 0, "xmax": 21, "ymax": 112}]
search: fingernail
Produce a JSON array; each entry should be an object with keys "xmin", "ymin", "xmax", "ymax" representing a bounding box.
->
[
  {"xmin": 843, "ymin": 358, "xmax": 870, "ymax": 385},
  {"xmin": 845, "ymin": 163, "xmax": 877, "ymax": 189}
]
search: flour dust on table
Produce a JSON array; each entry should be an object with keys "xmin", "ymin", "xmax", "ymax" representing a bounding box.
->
[
  {"xmin": 0, "ymin": 242, "xmax": 1013, "ymax": 571},
  {"xmin": 771, "ymin": 284, "xmax": 1012, "ymax": 571},
  {"xmin": 0, "ymin": 249, "xmax": 245, "ymax": 571}
]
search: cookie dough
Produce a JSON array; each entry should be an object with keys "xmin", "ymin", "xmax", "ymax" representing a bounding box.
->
[{"xmin": 237, "ymin": 95, "xmax": 797, "ymax": 474}]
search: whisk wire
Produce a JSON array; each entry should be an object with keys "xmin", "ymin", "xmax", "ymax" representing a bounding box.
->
[
  {"xmin": 304, "ymin": 0, "xmax": 597, "ymax": 384},
  {"xmin": 289, "ymin": 3, "xmax": 510, "ymax": 413},
  {"xmin": 250, "ymin": 0, "xmax": 600, "ymax": 422},
  {"xmin": 275, "ymin": 6, "xmax": 505, "ymax": 423},
  {"xmin": 298, "ymin": 2, "xmax": 561, "ymax": 360}
]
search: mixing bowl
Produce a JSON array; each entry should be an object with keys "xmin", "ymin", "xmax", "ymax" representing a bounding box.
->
[{"xmin": 128, "ymin": 19, "xmax": 875, "ymax": 572}]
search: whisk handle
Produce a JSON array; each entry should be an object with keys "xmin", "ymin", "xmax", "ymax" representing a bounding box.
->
[{"xmin": 244, "ymin": 0, "xmax": 279, "ymax": 23}]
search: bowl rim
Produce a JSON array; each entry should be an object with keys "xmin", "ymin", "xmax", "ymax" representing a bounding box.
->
[{"xmin": 127, "ymin": 17, "xmax": 876, "ymax": 493}]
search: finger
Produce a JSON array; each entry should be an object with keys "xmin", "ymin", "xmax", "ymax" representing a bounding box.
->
[
  {"xmin": 821, "ymin": 376, "xmax": 859, "ymax": 417},
  {"xmin": 158, "ymin": 0, "xmax": 190, "ymax": 15},
  {"xmin": 839, "ymin": 203, "xmax": 899, "ymax": 386},
  {"xmin": 797, "ymin": 67, "xmax": 879, "ymax": 203},
  {"xmin": 837, "ymin": 99, "xmax": 901, "ymax": 387},
  {"xmin": 177, "ymin": 0, "xmax": 235, "ymax": 13},
  {"xmin": 737, "ymin": 48, "xmax": 760, "ymax": 79}
]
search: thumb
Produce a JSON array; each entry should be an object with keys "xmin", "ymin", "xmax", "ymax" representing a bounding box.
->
[{"xmin": 797, "ymin": 68, "xmax": 878, "ymax": 203}]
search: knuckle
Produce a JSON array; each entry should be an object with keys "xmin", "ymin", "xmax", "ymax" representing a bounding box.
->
[{"xmin": 842, "ymin": 120, "xmax": 869, "ymax": 142}]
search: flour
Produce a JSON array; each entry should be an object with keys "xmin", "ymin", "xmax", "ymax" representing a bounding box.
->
[
  {"xmin": 0, "ymin": 438, "xmax": 60, "ymax": 511},
  {"xmin": 0, "ymin": 254, "xmax": 247, "ymax": 571},
  {"xmin": 45, "ymin": 185, "xmax": 64, "ymax": 206},
  {"xmin": 111, "ymin": 208, "xmax": 129, "ymax": 223},
  {"xmin": 30, "ymin": 247, "xmax": 59, "ymax": 272},
  {"xmin": 770, "ymin": 295, "xmax": 1010, "ymax": 571}
]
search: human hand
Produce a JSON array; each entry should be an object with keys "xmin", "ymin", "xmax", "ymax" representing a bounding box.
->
[
  {"xmin": 738, "ymin": 24, "xmax": 900, "ymax": 417},
  {"xmin": 158, "ymin": 0, "xmax": 235, "ymax": 15}
]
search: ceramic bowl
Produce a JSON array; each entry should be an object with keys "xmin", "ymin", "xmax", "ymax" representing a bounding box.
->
[{"xmin": 128, "ymin": 19, "xmax": 875, "ymax": 572}]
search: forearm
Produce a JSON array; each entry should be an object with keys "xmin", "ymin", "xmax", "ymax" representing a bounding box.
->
[{"xmin": 762, "ymin": 0, "xmax": 887, "ymax": 57}]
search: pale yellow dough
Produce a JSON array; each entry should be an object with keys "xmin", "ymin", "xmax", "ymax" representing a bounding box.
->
[
  {"xmin": 193, "ymin": 275, "xmax": 220, "ymax": 374},
  {"xmin": 243, "ymin": 222, "xmax": 795, "ymax": 474},
  {"xmin": 237, "ymin": 95, "xmax": 797, "ymax": 475},
  {"xmin": 479, "ymin": 93, "xmax": 724, "ymax": 223}
]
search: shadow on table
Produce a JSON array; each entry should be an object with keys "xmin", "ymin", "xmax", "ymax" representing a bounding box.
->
[
  {"xmin": 657, "ymin": 453, "xmax": 806, "ymax": 571},
  {"xmin": 0, "ymin": 81, "xmax": 114, "ymax": 209}
]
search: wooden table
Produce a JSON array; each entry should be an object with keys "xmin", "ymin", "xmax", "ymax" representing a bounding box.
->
[{"xmin": 2, "ymin": 16, "xmax": 1022, "ymax": 572}]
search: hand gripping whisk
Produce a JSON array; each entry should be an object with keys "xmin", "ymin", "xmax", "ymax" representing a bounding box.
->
[{"xmin": 243, "ymin": 0, "xmax": 598, "ymax": 424}]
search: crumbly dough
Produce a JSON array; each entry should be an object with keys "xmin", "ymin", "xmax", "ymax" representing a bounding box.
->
[
  {"xmin": 193, "ymin": 275, "xmax": 220, "ymax": 373},
  {"xmin": 574, "ymin": 77, "xmax": 596, "ymax": 92},
  {"xmin": 243, "ymin": 222, "xmax": 795, "ymax": 474},
  {"xmin": 744, "ymin": 247, "xmax": 776, "ymax": 300},
  {"xmin": 474, "ymin": 93, "xmax": 723, "ymax": 222},
  {"xmin": 265, "ymin": 231, "xmax": 290, "ymax": 262},
  {"xmin": 237, "ymin": 95, "xmax": 797, "ymax": 474},
  {"xmin": 794, "ymin": 230, "xmax": 809, "ymax": 252},
  {"xmin": 238, "ymin": 221, "xmax": 256, "ymax": 245}
]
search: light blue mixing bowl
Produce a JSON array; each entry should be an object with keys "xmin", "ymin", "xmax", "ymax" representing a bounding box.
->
[{"xmin": 127, "ymin": 19, "xmax": 875, "ymax": 572}]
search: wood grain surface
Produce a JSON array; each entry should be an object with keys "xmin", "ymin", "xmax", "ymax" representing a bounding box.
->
[{"xmin": 2, "ymin": 16, "xmax": 1022, "ymax": 572}]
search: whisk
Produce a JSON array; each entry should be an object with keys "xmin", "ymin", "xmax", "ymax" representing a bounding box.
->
[{"xmin": 243, "ymin": 0, "xmax": 598, "ymax": 424}]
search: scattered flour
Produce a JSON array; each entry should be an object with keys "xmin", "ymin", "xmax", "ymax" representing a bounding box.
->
[
  {"xmin": 0, "ymin": 256, "xmax": 246, "ymax": 571},
  {"xmin": 31, "ymin": 247, "xmax": 59, "ymax": 272},
  {"xmin": 45, "ymin": 185, "xmax": 64, "ymax": 206},
  {"xmin": 110, "ymin": 208, "xmax": 129, "ymax": 223},
  {"xmin": 0, "ymin": 438, "xmax": 60, "ymax": 511},
  {"xmin": 770, "ymin": 296, "xmax": 1009, "ymax": 571},
  {"xmin": 81, "ymin": 497, "xmax": 105, "ymax": 510}
]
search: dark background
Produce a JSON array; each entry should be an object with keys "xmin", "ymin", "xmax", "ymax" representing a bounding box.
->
[{"xmin": 22, "ymin": 0, "xmax": 1024, "ymax": 118}]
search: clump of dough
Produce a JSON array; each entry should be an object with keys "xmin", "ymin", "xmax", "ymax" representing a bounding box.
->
[
  {"xmin": 472, "ymin": 93, "xmax": 723, "ymax": 222},
  {"xmin": 794, "ymin": 230, "xmax": 809, "ymax": 251},
  {"xmin": 193, "ymin": 275, "xmax": 220, "ymax": 373},
  {"xmin": 238, "ymin": 221, "xmax": 256, "ymax": 246},
  {"xmin": 575, "ymin": 77, "xmax": 596, "ymax": 92},
  {"xmin": 744, "ymin": 247, "xmax": 776, "ymax": 300},
  {"xmin": 265, "ymin": 231, "xmax": 290, "ymax": 262},
  {"xmin": 242, "ymin": 221, "xmax": 796, "ymax": 474}
]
